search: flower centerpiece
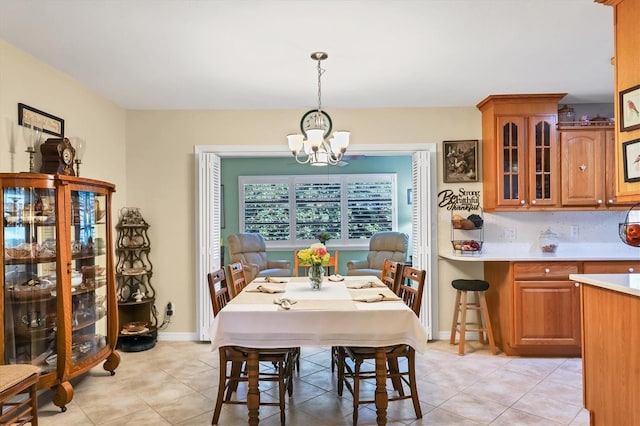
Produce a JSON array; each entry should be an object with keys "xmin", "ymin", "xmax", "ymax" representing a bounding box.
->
[{"xmin": 297, "ymin": 243, "xmax": 330, "ymax": 290}]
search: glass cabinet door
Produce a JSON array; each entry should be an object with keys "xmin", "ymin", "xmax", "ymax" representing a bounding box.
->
[
  {"xmin": 497, "ymin": 116, "xmax": 525, "ymax": 207},
  {"xmin": 69, "ymin": 190, "xmax": 108, "ymax": 368},
  {"xmin": 528, "ymin": 115, "xmax": 558, "ymax": 206},
  {"xmin": 3, "ymin": 186, "xmax": 58, "ymax": 371}
]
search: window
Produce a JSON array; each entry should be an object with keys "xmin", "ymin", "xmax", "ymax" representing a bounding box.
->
[{"xmin": 239, "ymin": 174, "xmax": 397, "ymax": 247}]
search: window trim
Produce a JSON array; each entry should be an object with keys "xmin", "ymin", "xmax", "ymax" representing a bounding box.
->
[{"xmin": 239, "ymin": 173, "xmax": 397, "ymax": 250}]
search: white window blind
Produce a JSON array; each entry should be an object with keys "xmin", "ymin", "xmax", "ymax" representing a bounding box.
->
[{"xmin": 239, "ymin": 174, "xmax": 397, "ymax": 246}]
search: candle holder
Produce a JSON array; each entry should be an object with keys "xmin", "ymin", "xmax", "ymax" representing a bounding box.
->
[
  {"xmin": 70, "ymin": 137, "xmax": 86, "ymax": 176},
  {"xmin": 21, "ymin": 124, "xmax": 41, "ymax": 173}
]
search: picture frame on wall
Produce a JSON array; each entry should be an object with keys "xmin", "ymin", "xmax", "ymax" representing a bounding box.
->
[
  {"xmin": 622, "ymin": 138, "xmax": 640, "ymax": 183},
  {"xmin": 620, "ymin": 84, "xmax": 640, "ymax": 132},
  {"xmin": 443, "ymin": 140, "xmax": 479, "ymax": 183},
  {"xmin": 18, "ymin": 103, "xmax": 65, "ymax": 137}
]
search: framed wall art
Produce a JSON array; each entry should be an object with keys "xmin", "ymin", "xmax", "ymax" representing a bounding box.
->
[
  {"xmin": 443, "ymin": 140, "xmax": 479, "ymax": 183},
  {"xmin": 622, "ymin": 138, "xmax": 640, "ymax": 183},
  {"xmin": 18, "ymin": 103, "xmax": 65, "ymax": 137},
  {"xmin": 620, "ymin": 84, "xmax": 640, "ymax": 132}
]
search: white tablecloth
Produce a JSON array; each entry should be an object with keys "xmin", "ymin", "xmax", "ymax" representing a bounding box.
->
[{"xmin": 208, "ymin": 276, "xmax": 428, "ymax": 353}]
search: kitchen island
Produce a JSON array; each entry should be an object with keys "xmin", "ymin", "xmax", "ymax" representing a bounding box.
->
[
  {"xmin": 569, "ymin": 273, "xmax": 640, "ymax": 426},
  {"xmin": 440, "ymin": 242, "xmax": 639, "ymax": 356}
]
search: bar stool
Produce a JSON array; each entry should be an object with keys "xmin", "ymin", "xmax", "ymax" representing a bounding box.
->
[{"xmin": 450, "ymin": 279, "xmax": 497, "ymax": 356}]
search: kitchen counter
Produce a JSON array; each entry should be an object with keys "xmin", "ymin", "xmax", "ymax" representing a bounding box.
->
[
  {"xmin": 569, "ymin": 273, "xmax": 640, "ymax": 297},
  {"xmin": 439, "ymin": 242, "xmax": 640, "ymax": 261}
]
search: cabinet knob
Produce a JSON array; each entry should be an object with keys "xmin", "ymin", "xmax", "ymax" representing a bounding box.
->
[
  {"xmin": 579, "ymin": 164, "xmax": 587, "ymax": 172},
  {"xmin": 575, "ymin": 282, "xmax": 580, "ymax": 287},
  {"xmin": 531, "ymin": 200, "xmax": 537, "ymax": 205},
  {"xmin": 520, "ymin": 200, "xmax": 526, "ymax": 205},
  {"xmin": 629, "ymin": 268, "xmax": 635, "ymax": 273},
  {"xmin": 608, "ymin": 199, "xmax": 614, "ymax": 204},
  {"xmin": 545, "ymin": 268, "xmax": 550, "ymax": 273},
  {"xmin": 597, "ymin": 199, "xmax": 603, "ymax": 205}
]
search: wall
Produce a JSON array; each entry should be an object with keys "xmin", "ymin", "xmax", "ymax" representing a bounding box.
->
[
  {"xmin": 0, "ymin": 39, "xmax": 127, "ymax": 202},
  {"xmin": 2, "ymin": 37, "xmax": 624, "ymax": 341},
  {"xmin": 219, "ymin": 155, "xmax": 414, "ymax": 273},
  {"xmin": 126, "ymin": 107, "xmax": 479, "ymax": 337}
]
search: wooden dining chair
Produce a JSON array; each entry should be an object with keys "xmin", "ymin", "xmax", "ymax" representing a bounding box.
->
[
  {"xmin": 294, "ymin": 250, "xmax": 339, "ymax": 276},
  {"xmin": 0, "ymin": 364, "xmax": 40, "ymax": 426},
  {"xmin": 331, "ymin": 258, "xmax": 404, "ymax": 373},
  {"xmin": 208, "ymin": 267, "xmax": 295, "ymax": 426},
  {"xmin": 226, "ymin": 261, "xmax": 249, "ymax": 298},
  {"xmin": 337, "ymin": 265, "xmax": 426, "ymax": 425},
  {"xmin": 380, "ymin": 258, "xmax": 405, "ymax": 295}
]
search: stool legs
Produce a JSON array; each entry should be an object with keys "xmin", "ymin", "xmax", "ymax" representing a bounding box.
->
[{"xmin": 450, "ymin": 289, "xmax": 496, "ymax": 355}]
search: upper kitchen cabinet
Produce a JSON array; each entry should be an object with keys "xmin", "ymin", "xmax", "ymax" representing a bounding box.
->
[
  {"xmin": 477, "ymin": 94, "xmax": 566, "ymax": 211},
  {"xmin": 596, "ymin": 0, "xmax": 640, "ymax": 203},
  {"xmin": 560, "ymin": 125, "xmax": 632, "ymax": 208}
]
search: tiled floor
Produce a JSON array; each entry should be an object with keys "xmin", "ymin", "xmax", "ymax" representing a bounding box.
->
[{"xmin": 36, "ymin": 340, "xmax": 589, "ymax": 425}]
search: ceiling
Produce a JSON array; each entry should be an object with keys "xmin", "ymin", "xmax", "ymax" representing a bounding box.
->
[{"xmin": 0, "ymin": 0, "xmax": 614, "ymax": 111}]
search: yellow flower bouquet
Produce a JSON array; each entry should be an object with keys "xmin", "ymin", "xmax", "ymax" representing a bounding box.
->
[{"xmin": 297, "ymin": 243, "xmax": 330, "ymax": 290}]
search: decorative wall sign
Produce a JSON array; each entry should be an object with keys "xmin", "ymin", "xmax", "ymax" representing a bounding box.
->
[
  {"xmin": 18, "ymin": 103, "xmax": 64, "ymax": 137},
  {"xmin": 622, "ymin": 138, "xmax": 640, "ymax": 183},
  {"xmin": 620, "ymin": 84, "xmax": 640, "ymax": 132},
  {"xmin": 437, "ymin": 188, "xmax": 481, "ymax": 212},
  {"xmin": 443, "ymin": 140, "xmax": 478, "ymax": 183}
]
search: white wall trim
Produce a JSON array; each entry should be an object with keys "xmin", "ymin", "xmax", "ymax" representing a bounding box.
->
[
  {"xmin": 194, "ymin": 143, "xmax": 437, "ymax": 157},
  {"xmin": 158, "ymin": 331, "xmax": 200, "ymax": 341}
]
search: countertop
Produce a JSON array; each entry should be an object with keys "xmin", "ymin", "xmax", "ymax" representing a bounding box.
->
[
  {"xmin": 439, "ymin": 242, "xmax": 640, "ymax": 262},
  {"xmin": 569, "ymin": 273, "xmax": 640, "ymax": 298}
]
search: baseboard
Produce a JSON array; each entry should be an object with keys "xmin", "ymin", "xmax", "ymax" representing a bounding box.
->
[
  {"xmin": 157, "ymin": 331, "xmax": 199, "ymax": 341},
  {"xmin": 435, "ymin": 330, "xmax": 480, "ymax": 340}
]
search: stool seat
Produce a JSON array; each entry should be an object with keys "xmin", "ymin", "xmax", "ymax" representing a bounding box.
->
[
  {"xmin": 450, "ymin": 280, "xmax": 496, "ymax": 356},
  {"xmin": 452, "ymin": 279, "xmax": 489, "ymax": 292}
]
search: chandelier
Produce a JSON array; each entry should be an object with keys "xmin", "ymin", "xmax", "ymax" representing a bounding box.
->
[{"xmin": 287, "ymin": 52, "xmax": 350, "ymax": 166}]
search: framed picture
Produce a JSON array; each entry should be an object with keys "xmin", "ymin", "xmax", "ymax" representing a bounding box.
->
[
  {"xmin": 443, "ymin": 140, "xmax": 479, "ymax": 183},
  {"xmin": 622, "ymin": 138, "xmax": 640, "ymax": 183},
  {"xmin": 620, "ymin": 84, "xmax": 640, "ymax": 132},
  {"xmin": 18, "ymin": 103, "xmax": 65, "ymax": 137}
]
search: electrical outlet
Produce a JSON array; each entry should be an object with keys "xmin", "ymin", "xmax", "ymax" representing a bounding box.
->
[
  {"xmin": 504, "ymin": 227, "xmax": 517, "ymax": 241},
  {"xmin": 166, "ymin": 302, "xmax": 174, "ymax": 316},
  {"xmin": 570, "ymin": 225, "xmax": 579, "ymax": 239}
]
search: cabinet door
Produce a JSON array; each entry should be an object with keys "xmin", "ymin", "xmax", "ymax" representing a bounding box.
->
[
  {"xmin": 560, "ymin": 130, "xmax": 605, "ymax": 206},
  {"xmin": 528, "ymin": 115, "xmax": 559, "ymax": 207},
  {"xmin": 513, "ymin": 280, "xmax": 581, "ymax": 348},
  {"xmin": 496, "ymin": 116, "xmax": 526, "ymax": 207}
]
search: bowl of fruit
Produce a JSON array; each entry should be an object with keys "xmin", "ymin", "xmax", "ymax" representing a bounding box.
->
[
  {"xmin": 452, "ymin": 239, "xmax": 482, "ymax": 253},
  {"xmin": 620, "ymin": 222, "xmax": 640, "ymax": 247}
]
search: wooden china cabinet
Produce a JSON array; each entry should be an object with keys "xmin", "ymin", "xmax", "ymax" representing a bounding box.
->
[{"xmin": 0, "ymin": 173, "xmax": 119, "ymax": 411}]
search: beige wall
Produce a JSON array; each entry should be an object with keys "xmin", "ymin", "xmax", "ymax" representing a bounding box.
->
[
  {"xmin": 0, "ymin": 39, "xmax": 127, "ymax": 207},
  {"xmin": 1, "ymin": 37, "xmax": 483, "ymax": 339},
  {"xmin": 127, "ymin": 109, "xmax": 482, "ymax": 337}
]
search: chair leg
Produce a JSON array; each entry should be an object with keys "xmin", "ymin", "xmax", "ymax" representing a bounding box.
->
[
  {"xmin": 479, "ymin": 291, "xmax": 497, "ymax": 355},
  {"xmin": 474, "ymin": 291, "xmax": 486, "ymax": 344},
  {"xmin": 352, "ymin": 359, "xmax": 361, "ymax": 426},
  {"xmin": 225, "ymin": 359, "xmax": 243, "ymax": 401},
  {"xmin": 450, "ymin": 290, "xmax": 462, "ymax": 345},
  {"xmin": 278, "ymin": 360, "xmax": 286, "ymax": 425},
  {"xmin": 212, "ymin": 349, "xmax": 228, "ymax": 425},
  {"xmin": 458, "ymin": 291, "xmax": 468, "ymax": 356},
  {"xmin": 387, "ymin": 357, "xmax": 404, "ymax": 396},
  {"xmin": 407, "ymin": 348, "xmax": 422, "ymax": 419}
]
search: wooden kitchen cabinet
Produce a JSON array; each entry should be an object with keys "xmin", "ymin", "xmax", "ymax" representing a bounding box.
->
[
  {"xmin": 582, "ymin": 260, "xmax": 640, "ymax": 274},
  {"xmin": 477, "ymin": 94, "xmax": 566, "ymax": 211},
  {"xmin": 560, "ymin": 126, "xmax": 631, "ymax": 208},
  {"xmin": 484, "ymin": 261, "xmax": 581, "ymax": 356}
]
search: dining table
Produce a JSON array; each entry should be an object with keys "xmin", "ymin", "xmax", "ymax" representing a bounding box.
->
[{"xmin": 208, "ymin": 275, "xmax": 428, "ymax": 425}]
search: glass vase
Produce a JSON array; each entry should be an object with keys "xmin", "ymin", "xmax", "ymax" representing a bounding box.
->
[{"xmin": 309, "ymin": 264, "xmax": 324, "ymax": 290}]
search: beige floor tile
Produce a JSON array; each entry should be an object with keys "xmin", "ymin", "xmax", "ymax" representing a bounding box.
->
[{"xmin": 36, "ymin": 340, "xmax": 586, "ymax": 425}]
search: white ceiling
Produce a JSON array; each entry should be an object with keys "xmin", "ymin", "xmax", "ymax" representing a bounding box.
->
[{"xmin": 0, "ymin": 0, "xmax": 614, "ymax": 110}]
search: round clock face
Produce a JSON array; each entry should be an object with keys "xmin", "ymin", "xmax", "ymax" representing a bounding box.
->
[
  {"xmin": 300, "ymin": 109, "xmax": 332, "ymax": 139},
  {"xmin": 62, "ymin": 148, "xmax": 73, "ymax": 165}
]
